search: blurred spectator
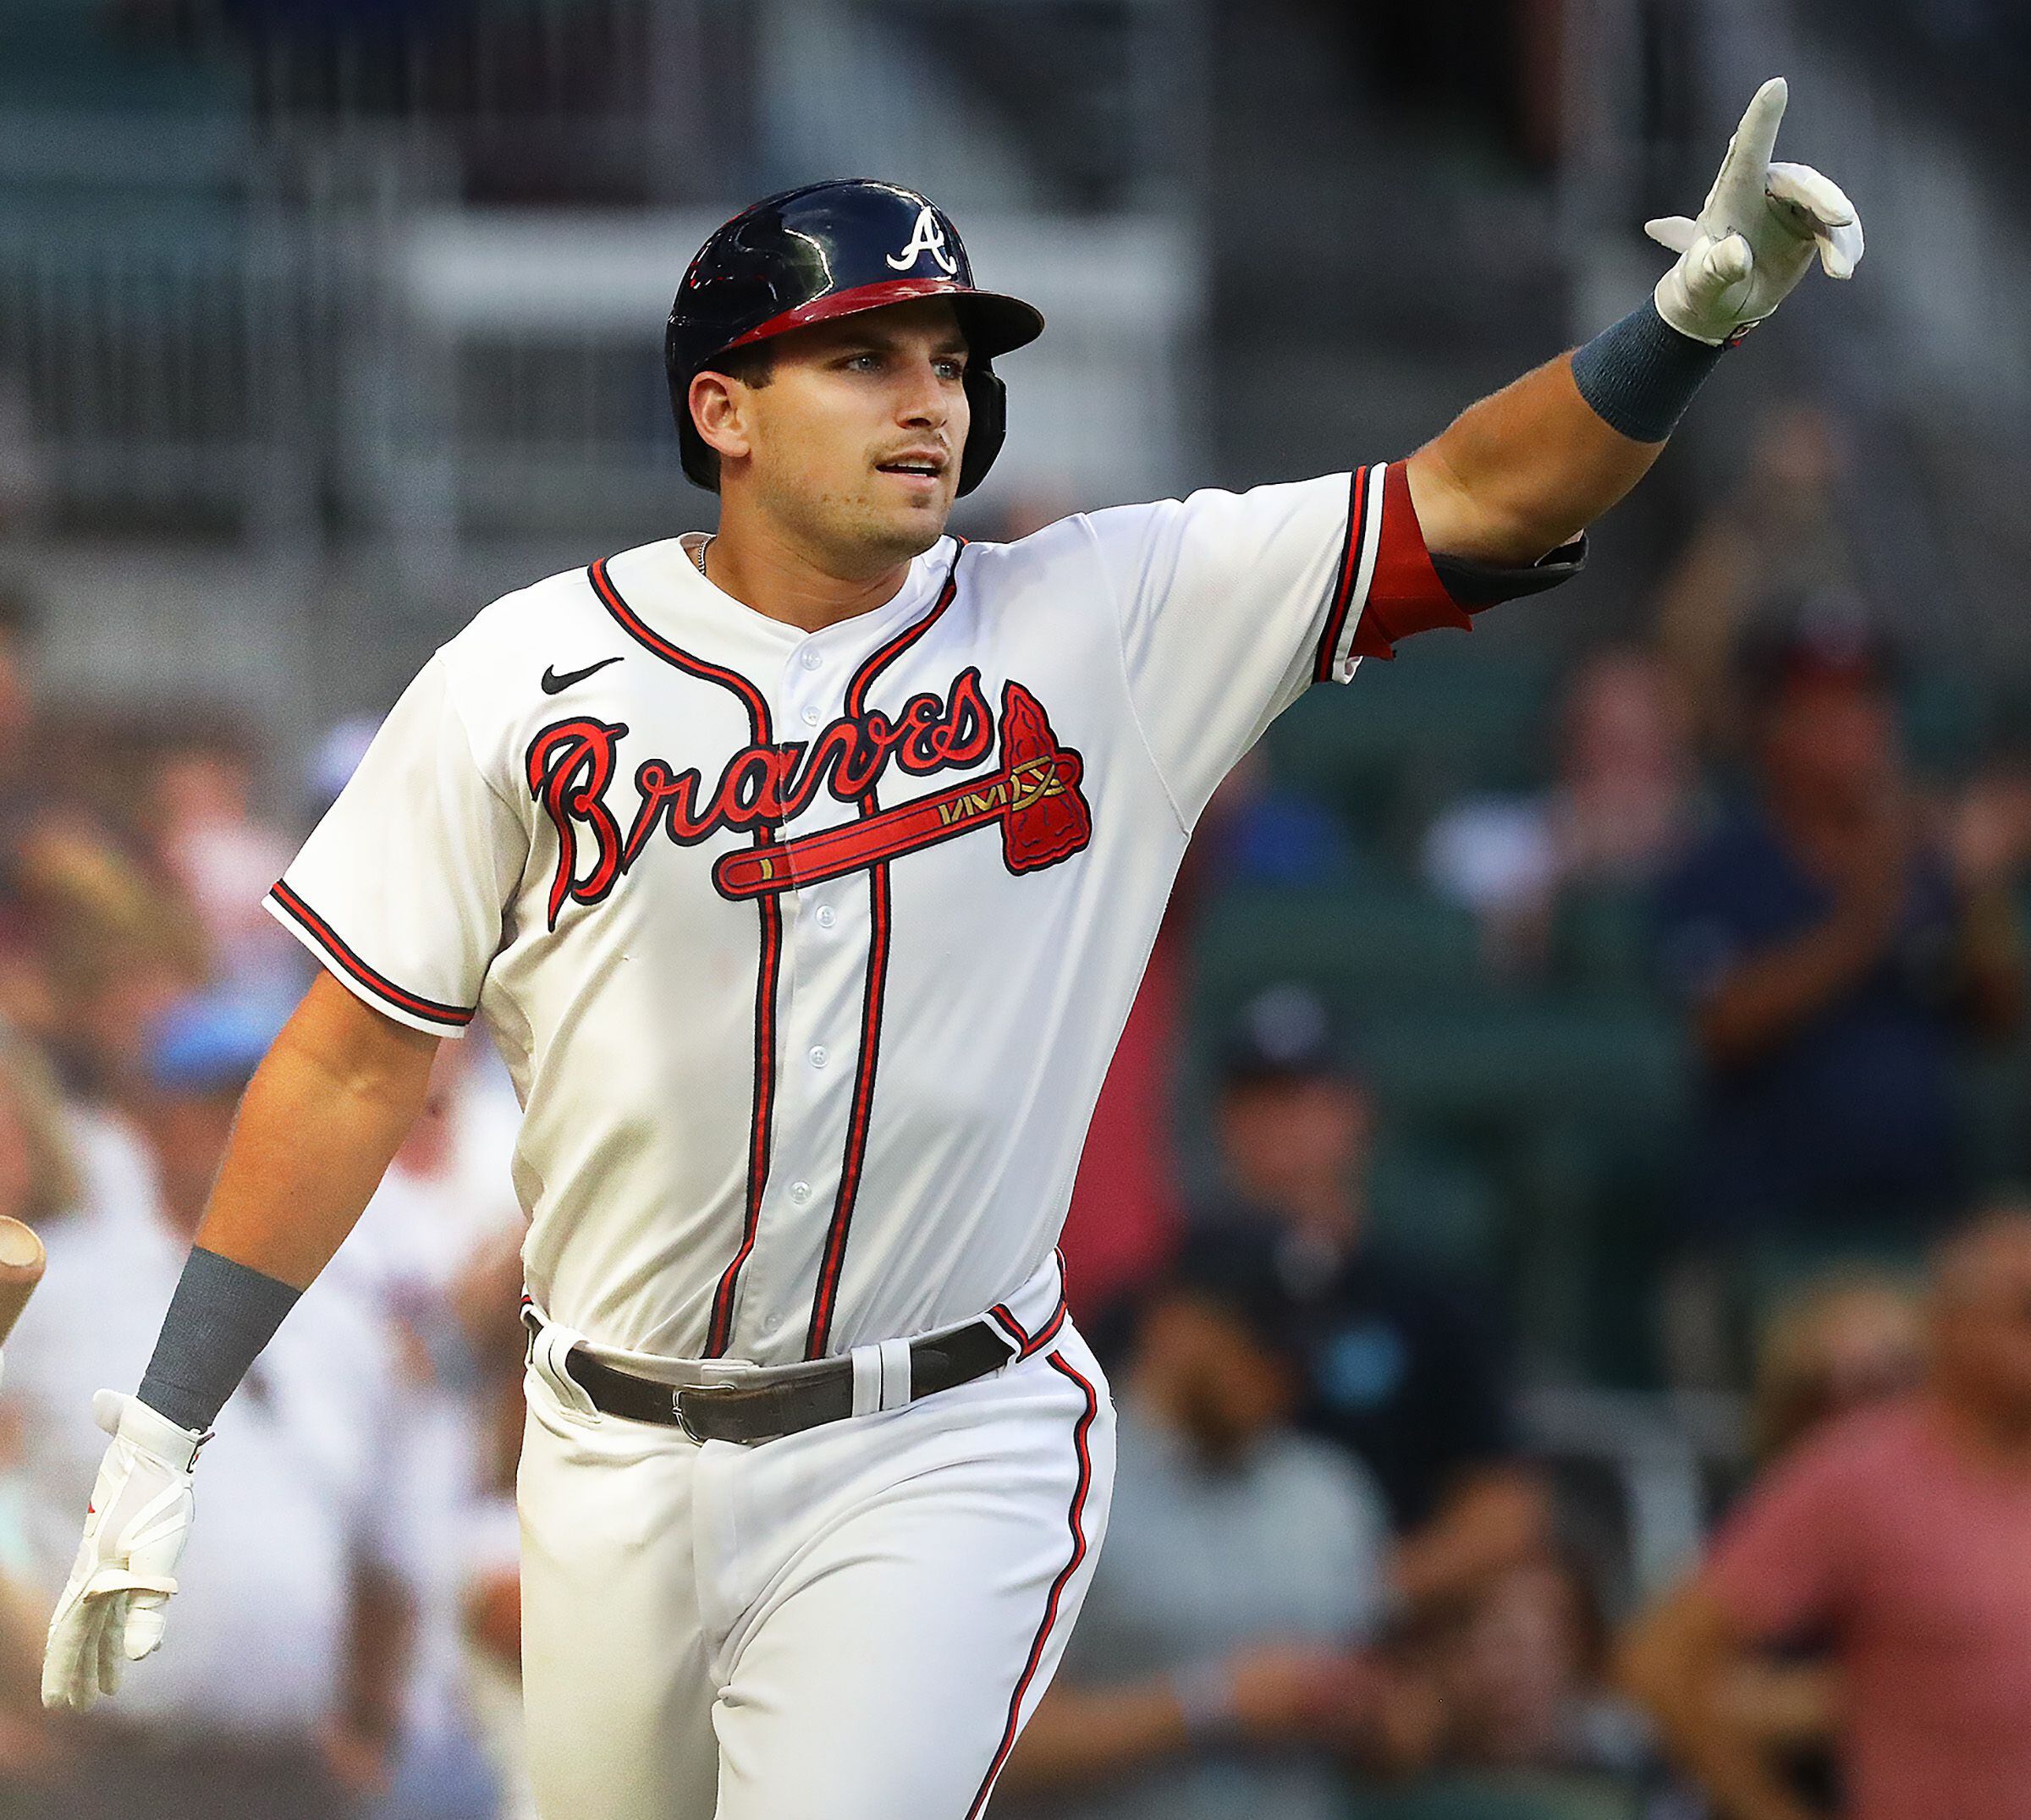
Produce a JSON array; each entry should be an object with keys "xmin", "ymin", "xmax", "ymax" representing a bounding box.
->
[
  {"xmin": 1200, "ymin": 750, "xmax": 1358, "ymax": 891},
  {"xmin": 1420, "ymin": 1550, "xmax": 1655, "ymax": 1794},
  {"xmin": 1424, "ymin": 645, "xmax": 1701, "ymax": 973},
  {"xmin": 0, "ymin": 1034, "xmax": 88, "ymax": 1803},
  {"xmin": 997, "ymin": 1230, "xmax": 1433, "ymax": 1819},
  {"xmin": 1749, "ymin": 1270, "xmax": 1924, "ymax": 1465},
  {"xmin": 1705, "ymin": 1270, "xmax": 1929, "ymax": 1819},
  {"xmin": 1201, "ymin": 986, "xmax": 1549, "ymax": 1614},
  {"xmin": 1653, "ymin": 600, "xmax": 2025, "ymax": 1381},
  {"xmin": 1651, "ymin": 405, "xmax": 1862, "ymax": 756},
  {"xmin": 19, "ymin": 812, "xmax": 208, "ymax": 1108},
  {"xmin": 1622, "ymin": 1205, "xmax": 2031, "ymax": 1820},
  {"xmin": 3, "ymin": 989, "xmax": 411, "ymax": 1820},
  {"xmin": 146, "ymin": 731, "xmax": 301, "ymax": 1000}
]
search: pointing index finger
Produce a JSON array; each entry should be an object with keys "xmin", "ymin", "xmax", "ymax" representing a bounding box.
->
[{"xmin": 1723, "ymin": 77, "xmax": 1788, "ymax": 185}]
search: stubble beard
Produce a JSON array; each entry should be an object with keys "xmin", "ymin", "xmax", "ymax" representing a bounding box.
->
[{"xmin": 757, "ymin": 465, "xmax": 951, "ymax": 581}]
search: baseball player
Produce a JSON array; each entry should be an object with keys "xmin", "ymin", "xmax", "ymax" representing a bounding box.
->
[{"xmin": 41, "ymin": 80, "xmax": 1857, "ymax": 1819}]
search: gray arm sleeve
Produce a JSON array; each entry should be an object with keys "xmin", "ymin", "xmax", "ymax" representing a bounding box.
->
[{"xmin": 137, "ymin": 1245, "xmax": 302, "ymax": 1432}]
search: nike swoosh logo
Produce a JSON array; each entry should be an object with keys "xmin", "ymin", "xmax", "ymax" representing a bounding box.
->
[{"xmin": 542, "ymin": 656, "xmax": 623, "ymax": 695}]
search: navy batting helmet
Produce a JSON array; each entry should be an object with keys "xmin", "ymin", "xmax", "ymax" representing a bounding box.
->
[{"xmin": 665, "ymin": 179, "xmax": 1044, "ymax": 498}]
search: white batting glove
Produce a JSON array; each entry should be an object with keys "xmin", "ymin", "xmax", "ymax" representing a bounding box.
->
[
  {"xmin": 1646, "ymin": 77, "xmax": 1863, "ymax": 347},
  {"xmin": 41, "ymin": 1390, "xmax": 207, "ymax": 1711}
]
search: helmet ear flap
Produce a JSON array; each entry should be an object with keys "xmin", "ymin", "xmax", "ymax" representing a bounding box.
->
[{"xmin": 956, "ymin": 360, "xmax": 1006, "ymax": 498}]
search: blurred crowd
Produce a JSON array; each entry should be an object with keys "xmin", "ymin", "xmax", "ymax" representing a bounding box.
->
[
  {"xmin": 3, "ymin": 396, "xmax": 2031, "ymax": 1819},
  {"xmin": 0, "ymin": 581, "xmax": 537, "ymax": 1819}
]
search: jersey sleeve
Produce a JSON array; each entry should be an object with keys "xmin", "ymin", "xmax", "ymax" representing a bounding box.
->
[
  {"xmin": 1086, "ymin": 460, "xmax": 1584, "ymax": 821},
  {"xmin": 266, "ymin": 655, "xmax": 526, "ymax": 1036}
]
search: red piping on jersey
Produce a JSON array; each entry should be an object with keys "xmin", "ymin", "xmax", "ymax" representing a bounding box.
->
[
  {"xmin": 966, "ymin": 1350, "xmax": 1100, "ymax": 1819},
  {"xmin": 986, "ymin": 1252, "xmax": 1071, "ymax": 1360},
  {"xmin": 267, "ymin": 881, "xmax": 474, "ymax": 1028},
  {"xmin": 587, "ymin": 555, "xmax": 783, "ymax": 1358},
  {"xmin": 803, "ymin": 542, "xmax": 967, "ymax": 1359}
]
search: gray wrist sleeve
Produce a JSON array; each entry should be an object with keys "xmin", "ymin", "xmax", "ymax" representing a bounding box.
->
[
  {"xmin": 1570, "ymin": 297, "xmax": 1728, "ymax": 443},
  {"xmin": 137, "ymin": 1245, "xmax": 302, "ymax": 1432}
]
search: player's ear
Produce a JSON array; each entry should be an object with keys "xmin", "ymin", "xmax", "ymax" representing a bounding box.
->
[{"xmin": 689, "ymin": 371, "xmax": 754, "ymax": 467}]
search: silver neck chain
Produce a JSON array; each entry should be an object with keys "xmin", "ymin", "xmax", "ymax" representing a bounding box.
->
[{"xmin": 692, "ymin": 534, "xmax": 713, "ymax": 577}]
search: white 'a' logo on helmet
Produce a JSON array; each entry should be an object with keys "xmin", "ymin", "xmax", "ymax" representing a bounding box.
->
[{"xmin": 885, "ymin": 205, "xmax": 960, "ymax": 276}]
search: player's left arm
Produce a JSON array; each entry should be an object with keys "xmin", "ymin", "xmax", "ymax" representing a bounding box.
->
[{"xmin": 1405, "ymin": 76, "xmax": 1862, "ymax": 569}]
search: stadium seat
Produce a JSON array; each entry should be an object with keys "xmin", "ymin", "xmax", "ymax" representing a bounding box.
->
[
  {"xmin": 1266, "ymin": 646, "xmax": 1557, "ymax": 839},
  {"xmin": 1355, "ymin": 1004, "xmax": 1689, "ymax": 1146},
  {"xmin": 1367, "ymin": 1140, "xmax": 1509, "ymax": 1271},
  {"xmin": 1190, "ymin": 882, "xmax": 1493, "ymax": 1027},
  {"xmin": 1351, "ymin": 1771, "xmax": 1640, "ymax": 1820}
]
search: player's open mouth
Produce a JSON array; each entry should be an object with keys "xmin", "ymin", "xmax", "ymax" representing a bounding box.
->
[{"xmin": 876, "ymin": 455, "xmax": 946, "ymax": 485}]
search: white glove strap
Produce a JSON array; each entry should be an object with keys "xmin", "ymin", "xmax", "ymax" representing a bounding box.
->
[{"xmin": 106, "ymin": 1391, "xmax": 208, "ymax": 1476}]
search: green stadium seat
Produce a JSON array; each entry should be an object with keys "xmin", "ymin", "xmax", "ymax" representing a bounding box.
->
[
  {"xmin": 1267, "ymin": 647, "xmax": 1557, "ymax": 839},
  {"xmin": 1356, "ymin": 1004, "xmax": 1689, "ymax": 1147},
  {"xmin": 1191, "ymin": 883, "xmax": 1493, "ymax": 1028},
  {"xmin": 1351, "ymin": 1771, "xmax": 1639, "ymax": 1820},
  {"xmin": 1367, "ymin": 1141, "xmax": 1509, "ymax": 1270},
  {"xmin": 1547, "ymin": 884, "xmax": 1657, "ymax": 1000}
]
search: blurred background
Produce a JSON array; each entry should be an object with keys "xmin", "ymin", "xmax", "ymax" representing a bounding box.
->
[{"xmin": 3, "ymin": 1, "xmax": 2031, "ymax": 1817}]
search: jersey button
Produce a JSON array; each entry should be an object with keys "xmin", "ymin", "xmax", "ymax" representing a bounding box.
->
[
  {"xmin": 762, "ymin": 1311, "xmax": 783, "ymax": 1334},
  {"xmin": 800, "ymin": 650, "xmax": 823, "ymax": 671},
  {"xmin": 808, "ymin": 1045, "xmax": 829, "ymax": 1069},
  {"xmin": 815, "ymin": 905, "xmax": 836, "ymax": 929},
  {"xmin": 790, "ymin": 1180, "xmax": 812, "ymax": 1205},
  {"xmin": 801, "ymin": 705, "xmax": 821, "ymax": 727}
]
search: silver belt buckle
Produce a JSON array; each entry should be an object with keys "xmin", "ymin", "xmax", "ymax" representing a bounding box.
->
[{"xmin": 672, "ymin": 1376, "xmax": 744, "ymax": 1443}]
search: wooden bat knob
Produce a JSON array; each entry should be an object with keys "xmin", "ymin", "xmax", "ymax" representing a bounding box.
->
[{"xmin": 0, "ymin": 1216, "xmax": 46, "ymax": 1350}]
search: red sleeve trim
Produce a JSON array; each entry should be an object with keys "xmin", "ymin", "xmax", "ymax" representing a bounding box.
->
[
  {"xmin": 1346, "ymin": 460, "xmax": 1472, "ymax": 665},
  {"xmin": 267, "ymin": 881, "xmax": 476, "ymax": 1029}
]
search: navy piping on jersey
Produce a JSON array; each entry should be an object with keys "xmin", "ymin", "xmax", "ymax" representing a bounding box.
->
[
  {"xmin": 1311, "ymin": 464, "xmax": 1381, "ymax": 685},
  {"xmin": 267, "ymin": 881, "xmax": 475, "ymax": 1029},
  {"xmin": 586, "ymin": 554, "xmax": 784, "ymax": 1359},
  {"xmin": 965, "ymin": 1349, "xmax": 1100, "ymax": 1819},
  {"xmin": 804, "ymin": 540, "xmax": 968, "ymax": 1360}
]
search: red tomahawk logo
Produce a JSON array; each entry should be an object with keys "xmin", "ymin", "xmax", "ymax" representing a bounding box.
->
[{"xmin": 714, "ymin": 682, "xmax": 1092, "ymax": 899}]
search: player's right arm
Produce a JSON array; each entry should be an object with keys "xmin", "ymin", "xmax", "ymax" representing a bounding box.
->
[
  {"xmin": 193, "ymin": 972, "xmax": 439, "ymax": 1291},
  {"xmin": 40, "ymin": 975, "xmax": 438, "ymax": 1713}
]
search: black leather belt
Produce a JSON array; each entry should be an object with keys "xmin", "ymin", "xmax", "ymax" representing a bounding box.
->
[{"xmin": 521, "ymin": 1309, "xmax": 1021, "ymax": 1444}]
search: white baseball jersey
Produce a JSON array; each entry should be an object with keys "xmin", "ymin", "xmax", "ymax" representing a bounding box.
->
[{"xmin": 267, "ymin": 461, "xmax": 1459, "ymax": 1367}]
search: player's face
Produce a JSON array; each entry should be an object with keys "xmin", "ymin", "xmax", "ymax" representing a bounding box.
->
[{"xmin": 721, "ymin": 300, "xmax": 971, "ymax": 574}]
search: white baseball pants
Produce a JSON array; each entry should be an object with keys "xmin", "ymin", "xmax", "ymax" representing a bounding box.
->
[{"xmin": 515, "ymin": 1295, "xmax": 1114, "ymax": 1819}]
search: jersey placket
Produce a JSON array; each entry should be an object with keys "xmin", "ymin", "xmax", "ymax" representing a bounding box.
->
[
  {"xmin": 716, "ymin": 635, "xmax": 871, "ymax": 1361},
  {"xmin": 710, "ymin": 547, "xmax": 965, "ymax": 1364}
]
